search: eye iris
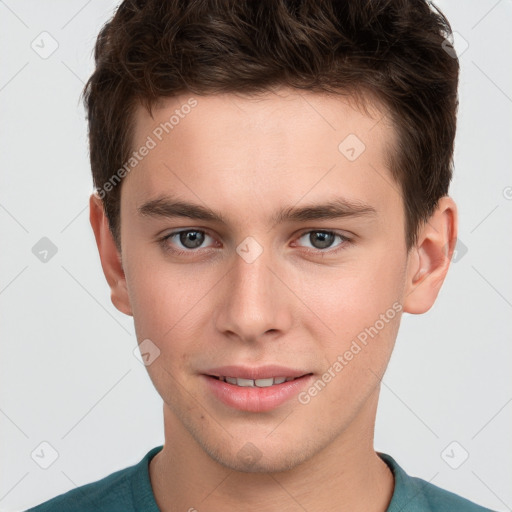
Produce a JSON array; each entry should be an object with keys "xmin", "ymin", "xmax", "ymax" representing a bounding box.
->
[
  {"xmin": 310, "ymin": 231, "xmax": 334, "ymax": 249},
  {"xmin": 179, "ymin": 231, "xmax": 204, "ymax": 249},
  {"xmin": 172, "ymin": 231, "xmax": 339, "ymax": 251}
]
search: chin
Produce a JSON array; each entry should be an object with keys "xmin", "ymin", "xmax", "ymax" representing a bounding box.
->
[{"xmin": 201, "ymin": 436, "xmax": 317, "ymax": 474}]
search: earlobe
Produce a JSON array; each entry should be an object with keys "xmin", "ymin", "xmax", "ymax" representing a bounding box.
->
[
  {"xmin": 89, "ymin": 192, "xmax": 133, "ymax": 316},
  {"xmin": 403, "ymin": 196, "xmax": 458, "ymax": 315}
]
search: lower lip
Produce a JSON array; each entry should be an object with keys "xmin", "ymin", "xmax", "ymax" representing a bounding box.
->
[{"xmin": 202, "ymin": 374, "xmax": 314, "ymax": 412}]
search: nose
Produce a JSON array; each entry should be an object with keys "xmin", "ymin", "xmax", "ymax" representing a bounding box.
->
[{"xmin": 214, "ymin": 241, "xmax": 293, "ymax": 344}]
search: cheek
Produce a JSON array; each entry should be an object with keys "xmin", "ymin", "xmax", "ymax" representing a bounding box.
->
[
  {"xmin": 125, "ymin": 253, "xmax": 217, "ymax": 352},
  {"xmin": 299, "ymin": 248, "xmax": 406, "ymax": 370},
  {"xmin": 126, "ymin": 263, "xmax": 202, "ymax": 397},
  {"xmin": 302, "ymin": 250, "xmax": 405, "ymax": 323}
]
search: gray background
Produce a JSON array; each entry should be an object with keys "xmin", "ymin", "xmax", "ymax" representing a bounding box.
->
[{"xmin": 1, "ymin": 1, "xmax": 511, "ymax": 510}]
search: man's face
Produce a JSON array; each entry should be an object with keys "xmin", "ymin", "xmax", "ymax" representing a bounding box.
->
[{"xmin": 119, "ymin": 88, "xmax": 410, "ymax": 472}]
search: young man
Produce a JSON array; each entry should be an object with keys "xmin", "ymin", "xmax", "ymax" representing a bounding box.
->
[{"xmin": 27, "ymin": 0, "xmax": 496, "ymax": 511}]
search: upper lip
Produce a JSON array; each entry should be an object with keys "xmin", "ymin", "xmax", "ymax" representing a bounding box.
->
[{"xmin": 204, "ymin": 365, "xmax": 311, "ymax": 380}]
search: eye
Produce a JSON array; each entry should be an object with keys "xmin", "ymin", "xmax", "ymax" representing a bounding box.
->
[
  {"xmin": 158, "ymin": 228, "xmax": 351, "ymax": 257},
  {"xmin": 160, "ymin": 229, "xmax": 216, "ymax": 254},
  {"xmin": 294, "ymin": 230, "xmax": 350, "ymax": 253}
]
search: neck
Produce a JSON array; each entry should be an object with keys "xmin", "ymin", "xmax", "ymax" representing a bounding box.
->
[{"xmin": 149, "ymin": 391, "xmax": 394, "ymax": 512}]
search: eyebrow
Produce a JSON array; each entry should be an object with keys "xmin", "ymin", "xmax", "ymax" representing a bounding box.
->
[{"xmin": 137, "ymin": 195, "xmax": 377, "ymax": 225}]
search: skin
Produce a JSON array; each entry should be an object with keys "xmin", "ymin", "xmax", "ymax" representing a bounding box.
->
[{"xmin": 90, "ymin": 86, "xmax": 457, "ymax": 511}]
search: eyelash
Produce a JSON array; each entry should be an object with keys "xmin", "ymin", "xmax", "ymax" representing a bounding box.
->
[{"xmin": 158, "ymin": 229, "xmax": 352, "ymax": 257}]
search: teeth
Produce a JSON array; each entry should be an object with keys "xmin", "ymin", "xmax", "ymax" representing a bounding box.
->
[
  {"xmin": 219, "ymin": 376, "xmax": 294, "ymax": 387},
  {"xmin": 255, "ymin": 378, "xmax": 274, "ymax": 387},
  {"xmin": 237, "ymin": 378, "xmax": 254, "ymax": 387}
]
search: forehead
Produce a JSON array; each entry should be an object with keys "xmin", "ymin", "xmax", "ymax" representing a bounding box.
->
[{"xmin": 124, "ymin": 87, "xmax": 399, "ymax": 223}]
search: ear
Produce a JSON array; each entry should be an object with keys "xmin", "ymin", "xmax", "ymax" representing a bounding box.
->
[
  {"xmin": 89, "ymin": 192, "xmax": 133, "ymax": 316},
  {"xmin": 403, "ymin": 196, "xmax": 458, "ymax": 314}
]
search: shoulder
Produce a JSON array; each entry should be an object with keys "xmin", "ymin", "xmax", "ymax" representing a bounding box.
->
[
  {"xmin": 25, "ymin": 446, "xmax": 163, "ymax": 512},
  {"xmin": 25, "ymin": 466, "xmax": 134, "ymax": 512},
  {"xmin": 408, "ymin": 473, "xmax": 496, "ymax": 512},
  {"xmin": 378, "ymin": 452, "xmax": 497, "ymax": 512}
]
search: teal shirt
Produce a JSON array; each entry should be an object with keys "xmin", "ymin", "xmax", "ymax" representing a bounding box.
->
[{"xmin": 26, "ymin": 446, "xmax": 496, "ymax": 511}]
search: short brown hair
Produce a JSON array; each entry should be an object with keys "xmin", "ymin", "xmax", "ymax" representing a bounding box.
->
[{"xmin": 82, "ymin": 0, "xmax": 459, "ymax": 251}]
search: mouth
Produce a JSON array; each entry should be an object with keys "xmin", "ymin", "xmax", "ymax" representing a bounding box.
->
[{"xmin": 201, "ymin": 367, "xmax": 315, "ymax": 412}]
